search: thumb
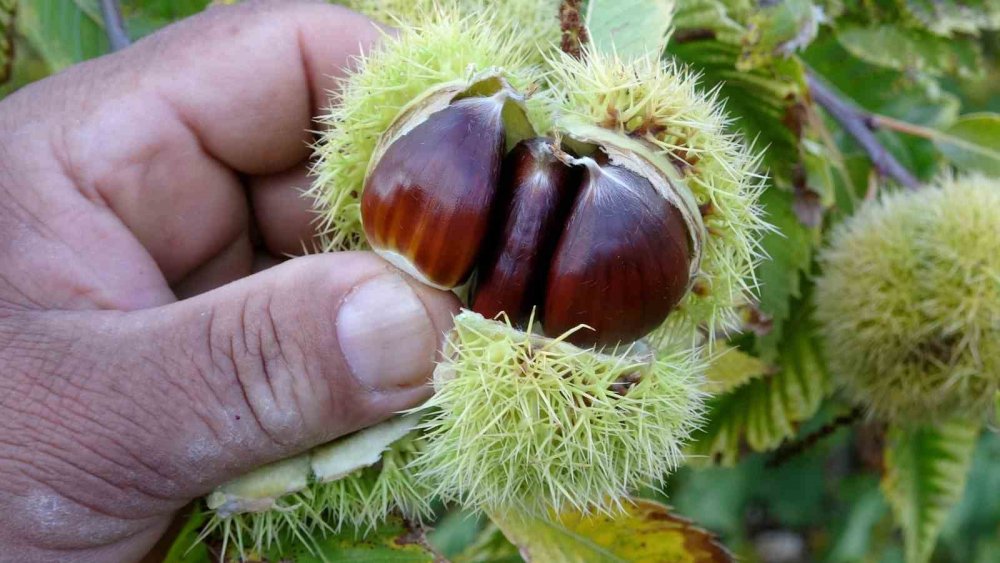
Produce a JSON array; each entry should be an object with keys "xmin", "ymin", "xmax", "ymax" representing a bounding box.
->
[{"xmin": 92, "ymin": 251, "xmax": 458, "ymax": 496}]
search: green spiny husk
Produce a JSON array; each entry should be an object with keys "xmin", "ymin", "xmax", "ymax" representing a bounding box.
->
[{"xmin": 816, "ymin": 173, "xmax": 1000, "ymax": 423}]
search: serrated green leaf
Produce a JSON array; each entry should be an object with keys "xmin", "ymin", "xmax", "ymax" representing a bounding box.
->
[
  {"xmin": 704, "ymin": 343, "xmax": 771, "ymax": 394},
  {"xmin": 906, "ymin": 0, "xmax": 1000, "ymax": 36},
  {"xmin": 882, "ymin": 418, "xmax": 981, "ymax": 563},
  {"xmin": 934, "ymin": 112, "xmax": 1000, "ymax": 175},
  {"xmin": 672, "ymin": 0, "xmax": 742, "ymax": 43},
  {"xmin": 670, "ymin": 4, "xmax": 844, "ymax": 214},
  {"xmin": 833, "ymin": 0, "xmax": 1000, "ymax": 37},
  {"xmin": 876, "ymin": 91, "xmax": 963, "ymax": 181},
  {"xmin": 836, "ymin": 24, "xmax": 981, "ymax": 77},
  {"xmin": 586, "ymin": 0, "xmax": 674, "ymax": 59},
  {"xmin": 754, "ymin": 188, "xmax": 815, "ymax": 358},
  {"xmin": 803, "ymin": 34, "xmax": 927, "ymax": 112},
  {"xmin": 739, "ymin": 0, "xmax": 819, "ymax": 70},
  {"xmin": 429, "ymin": 511, "xmax": 500, "ymax": 562},
  {"xmin": 689, "ymin": 304, "xmax": 829, "ymax": 465},
  {"xmin": 491, "ymin": 499, "xmax": 733, "ymax": 563},
  {"xmin": 0, "ymin": 42, "xmax": 50, "ymax": 99},
  {"xmin": 938, "ymin": 432, "xmax": 1000, "ymax": 561}
]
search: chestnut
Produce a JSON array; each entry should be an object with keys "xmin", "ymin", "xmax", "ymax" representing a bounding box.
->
[
  {"xmin": 362, "ymin": 94, "xmax": 508, "ymax": 289},
  {"xmin": 363, "ymin": 99, "xmax": 696, "ymax": 348},
  {"xmin": 543, "ymin": 158, "xmax": 692, "ymax": 347},
  {"xmin": 471, "ymin": 138, "xmax": 581, "ymax": 325}
]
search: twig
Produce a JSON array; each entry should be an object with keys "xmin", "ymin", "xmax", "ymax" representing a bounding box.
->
[
  {"xmin": 766, "ymin": 407, "xmax": 864, "ymax": 468},
  {"xmin": 806, "ymin": 70, "xmax": 921, "ymax": 190},
  {"xmin": 99, "ymin": 0, "xmax": 131, "ymax": 52},
  {"xmin": 870, "ymin": 114, "xmax": 939, "ymax": 140}
]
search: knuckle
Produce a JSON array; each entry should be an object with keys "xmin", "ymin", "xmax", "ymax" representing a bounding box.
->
[{"xmin": 201, "ymin": 292, "xmax": 314, "ymax": 446}]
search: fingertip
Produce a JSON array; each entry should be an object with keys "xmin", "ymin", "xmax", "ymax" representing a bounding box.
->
[
  {"xmin": 334, "ymin": 269, "xmax": 459, "ymax": 393},
  {"xmin": 398, "ymin": 274, "xmax": 463, "ymax": 346}
]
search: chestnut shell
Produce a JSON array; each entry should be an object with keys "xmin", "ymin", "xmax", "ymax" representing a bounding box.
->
[
  {"xmin": 362, "ymin": 96, "xmax": 507, "ymax": 288},
  {"xmin": 543, "ymin": 161, "xmax": 692, "ymax": 347}
]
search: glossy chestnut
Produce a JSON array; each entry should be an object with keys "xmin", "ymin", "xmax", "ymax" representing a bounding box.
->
[
  {"xmin": 543, "ymin": 159, "xmax": 692, "ymax": 347},
  {"xmin": 471, "ymin": 138, "xmax": 581, "ymax": 325},
  {"xmin": 362, "ymin": 95, "xmax": 508, "ymax": 289}
]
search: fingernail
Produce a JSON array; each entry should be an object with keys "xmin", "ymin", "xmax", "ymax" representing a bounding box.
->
[{"xmin": 336, "ymin": 274, "xmax": 438, "ymax": 391}]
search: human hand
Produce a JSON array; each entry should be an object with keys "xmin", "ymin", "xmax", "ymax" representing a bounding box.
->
[{"xmin": 0, "ymin": 1, "xmax": 459, "ymax": 560}]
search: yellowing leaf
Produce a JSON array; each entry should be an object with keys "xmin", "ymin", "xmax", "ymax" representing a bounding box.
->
[
  {"xmin": 704, "ymin": 344, "xmax": 771, "ymax": 394},
  {"xmin": 882, "ymin": 418, "xmax": 981, "ymax": 563},
  {"xmin": 491, "ymin": 499, "xmax": 733, "ymax": 563}
]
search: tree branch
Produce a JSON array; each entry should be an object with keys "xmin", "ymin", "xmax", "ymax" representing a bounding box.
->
[
  {"xmin": 806, "ymin": 70, "xmax": 920, "ymax": 190},
  {"xmin": 766, "ymin": 407, "xmax": 864, "ymax": 468},
  {"xmin": 99, "ymin": 0, "xmax": 131, "ymax": 52}
]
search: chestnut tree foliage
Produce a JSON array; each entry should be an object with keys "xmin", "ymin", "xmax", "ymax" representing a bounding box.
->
[{"xmin": 3, "ymin": 1, "xmax": 998, "ymax": 562}]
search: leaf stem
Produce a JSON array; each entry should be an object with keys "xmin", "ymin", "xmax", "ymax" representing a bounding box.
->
[
  {"xmin": 99, "ymin": 0, "xmax": 131, "ymax": 52},
  {"xmin": 869, "ymin": 114, "xmax": 939, "ymax": 140},
  {"xmin": 806, "ymin": 69, "xmax": 921, "ymax": 190}
]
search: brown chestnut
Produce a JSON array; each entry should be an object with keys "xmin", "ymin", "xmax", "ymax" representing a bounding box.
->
[
  {"xmin": 362, "ymin": 93, "xmax": 698, "ymax": 348},
  {"xmin": 543, "ymin": 158, "xmax": 692, "ymax": 347},
  {"xmin": 362, "ymin": 95, "xmax": 508, "ymax": 289},
  {"xmin": 471, "ymin": 138, "xmax": 581, "ymax": 325}
]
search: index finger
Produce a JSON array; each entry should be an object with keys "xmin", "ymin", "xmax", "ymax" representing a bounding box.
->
[
  {"xmin": 0, "ymin": 0, "xmax": 384, "ymax": 298},
  {"xmin": 134, "ymin": 0, "xmax": 384, "ymax": 174}
]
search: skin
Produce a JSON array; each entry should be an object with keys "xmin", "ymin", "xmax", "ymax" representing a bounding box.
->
[{"xmin": 0, "ymin": 1, "xmax": 459, "ymax": 560}]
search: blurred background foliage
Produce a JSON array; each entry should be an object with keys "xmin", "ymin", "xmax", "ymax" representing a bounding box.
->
[{"xmin": 3, "ymin": 1, "xmax": 998, "ymax": 562}]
